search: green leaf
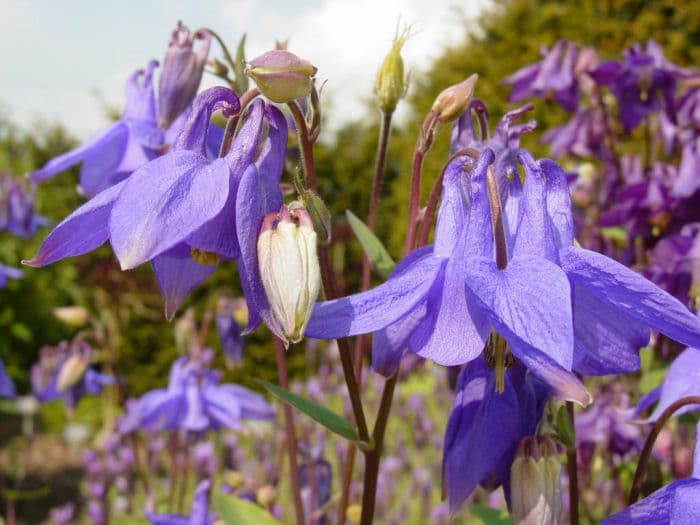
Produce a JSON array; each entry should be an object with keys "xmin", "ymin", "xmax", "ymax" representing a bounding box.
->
[
  {"xmin": 233, "ymin": 33, "xmax": 249, "ymax": 95},
  {"xmin": 345, "ymin": 210, "xmax": 395, "ymax": 279},
  {"xmin": 257, "ymin": 379, "xmax": 360, "ymax": 441},
  {"xmin": 214, "ymin": 492, "xmax": 283, "ymax": 525},
  {"xmin": 469, "ymin": 503, "xmax": 514, "ymax": 524}
]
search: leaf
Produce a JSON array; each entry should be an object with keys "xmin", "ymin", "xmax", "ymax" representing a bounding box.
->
[
  {"xmin": 345, "ymin": 210, "xmax": 395, "ymax": 279},
  {"xmin": 257, "ymin": 379, "xmax": 359, "ymax": 441},
  {"xmin": 469, "ymin": 503, "xmax": 514, "ymax": 524},
  {"xmin": 214, "ymin": 492, "xmax": 283, "ymax": 525}
]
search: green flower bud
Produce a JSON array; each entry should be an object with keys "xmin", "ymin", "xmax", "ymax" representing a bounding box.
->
[
  {"xmin": 431, "ymin": 73, "xmax": 478, "ymax": 122},
  {"xmin": 246, "ymin": 50, "xmax": 317, "ymax": 103},
  {"xmin": 257, "ymin": 204, "xmax": 321, "ymax": 345},
  {"xmin": 374, "ymin": 25, "xmax": 412, "ymax": 113},
  {"xmin": 510, "ymin": 436, "xmax": 562, "ymax": 525}
]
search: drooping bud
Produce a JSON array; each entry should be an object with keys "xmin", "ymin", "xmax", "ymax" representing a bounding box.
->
[
  {"xmin": 257, "ymin": 203, "xmax": 321, "ymax": 345},
  {"xmin": 158, "ymin": 22, "xmax": 212, "ymax": 129},
  {"xmin": 374, "ymin": 24, "xmax": 411, "ymax": 113},
  {"xmin": 246, "ymin": 50, "xmax": 317, "ymax": 103},
  {"xmin": 510, "ymin": 436, "xmax": 562, "ymax": 525},
  {"xmin": 53, "ymin": 306, "xmax": 90, "ymax": 327},
  {"xmin": 432, "ymin": 74, "xmax": 478, "ymax": 122}
]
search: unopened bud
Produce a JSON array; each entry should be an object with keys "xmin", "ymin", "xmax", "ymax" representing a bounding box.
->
[
  {"xmin": 374, "ymin": 25, "xmax": 411, "ymax": 113},
  {"xmin": 510, "ymin": 436, "xmax": 562, "ymax": 525},
  {"xmin": 257, "ymin": 204, "xmax": 321, "ymax": 345},
  {"xmin": 432, "ymin": 74, "xmax": 478, "ymax": 122},
  {"xmin": 53, "ymin": 306, "xmax": 90, "ymax": 327},
  {"xmin": 158, "ymin": 22, "xmax": 211, "ymax": 129},
  {"xmin": 56, "ymin": 354, "xmax": 89, "ymax": 393},
  {"xmin": 246, "ymin": 50, "xmax": 317, "ymax": 103}
]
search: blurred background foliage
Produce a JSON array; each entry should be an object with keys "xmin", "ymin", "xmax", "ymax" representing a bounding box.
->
[{"xmin": 2, "ymin": 0, "xmax": 700, "ymax": 398}]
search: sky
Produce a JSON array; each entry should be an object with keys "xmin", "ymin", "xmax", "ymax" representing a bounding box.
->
[{"xmin": 0, "ymin": 0, "xmax": 489, "ymax": 139}]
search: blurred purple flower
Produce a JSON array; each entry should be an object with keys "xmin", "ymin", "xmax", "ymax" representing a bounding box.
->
[
  {"xmin": 31, "ymin": 340, "xmax": 114, "ymax": 410},
  {"xmin": 0, "ymin": 263, "xmax": 23, "ymax": 289},
  {"xmin": 542, "ymin": 107, "xmax": 605, "ymax": 157},
  {"xmin": 193, "ymin": 441, "xmax": 218, "ymax": 479},
  {"xmin": 215, "ymin": 297, "xmax": 246, "ymax": 366},
  {"xmin": 300, "ymin": 459, "xmax": 332, "ymax": 525},
  {"xmin": 49, "ymin": 503, "xmax": 75, "ymax": 525},
  {"xmin": 603, "ymin": 423, "xmax": 700, "ymax": 524},
  {"xmin": 0, "ymin": 358, "xmax": 15, "ymax": 398},
  {"xmin": 146, "ymin": 479, "xmax": 214, "ymax": 525},
  {"xmin": 504, "ymin": 41, "xmax": 592, "ymax": 112},
  {"xmin": 0, "ymin": 172, "xmax": 47, "ymax": 238},
  {"xmin": 590, "ymin": 40, "xmax": 695, "ymax": 133},
  {"xmin": 575, "ymin": 386, "xmax": 641, "ymax": 465},
  {"xmin": 442, "ymin": 360, "xmax": 549, "ymax": 511},
  {"xmin": 119, "ymin": 356, "xmax": 274, "ymax": 433},
  {"xmin": 632, "ymin": 346, "xmax": 700, "ymax": 423}
]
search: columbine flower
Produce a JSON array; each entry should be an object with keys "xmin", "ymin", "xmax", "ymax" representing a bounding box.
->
[
  {"xmin": 0, "ymin": 172, "xmax": 47, "ymax": 238},
  {"xmin": 504, "ymin": 41, "xmax": 589, "ymax": 112},
  {"xmin": 603, "ymin": 423, "xmax": 700, "ymax": 524},
  {"xmin": 31, "ymin": 23, "xmax": 214, "ymax": 197},
  {"xmin": 590, "ymin": 39, "xmax": 694, "ymax": 133},
  {"xmin": 442, "ymin": 360, "xmax": 549, "ymax": 511},
  {"xmin": 26, "ymin": 87, "xmax": 287, "ymax": 319},
  {"xmin": 257, "ymin": 203, "xmax": 321, "ymax": 345},
  {"xmin": 118, "ymin": 356, "xmax": 274, "ymax": 433},
  {"xmin": 631, "ymin": 346, "xmax": 700, "ymax": 423},
  {"xmin": 31, "ymin": 340, "xmax": 114, "ymax": 411},
  {"xmin": 307, "ymin": 148, "xmax": 589, "ymax": 404},
  {"xmin": 0, "ymin": 358, "xmax": 15, "ymax": 398},
  {"xmin": 158, "ymin": 22, "xmax": 211, "ymax": 129},
  {"xmin": 146, "ymin": 480, "xmax": 214, "ymax": 525}
]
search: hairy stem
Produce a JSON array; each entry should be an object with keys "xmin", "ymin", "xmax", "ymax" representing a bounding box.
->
[
  {"xmin": 566, "ymin": 401, "xmax": 580, "ymax": 525},
  {"xmin": 274, "ymin": 338, "xmax": 306, "ymax": 525},
  {"xmin": 628, "ymin": 395, "xmax": 700, "ymax": 504},
  {"xmin": 287, "ymin": 101, "xmax": 318, "ymax": 191},
  {"xmin": 404, "ymin": 111, "xmax": 439, "ymax": 253}
]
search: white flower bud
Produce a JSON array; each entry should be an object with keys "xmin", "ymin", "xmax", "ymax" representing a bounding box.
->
[
  {"xmin": 257, "ymin": 204, "xmax": 321, "ymax": 345},
  {"xmin": 510, "ymin": 436, "xmax": 562, "ymax": 525}
]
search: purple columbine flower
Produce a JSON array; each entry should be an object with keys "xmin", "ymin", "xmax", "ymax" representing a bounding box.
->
[
  {"xmin": 631, "ymin": 346, "xmax": 700, "ymax": 423},
  {"xmin": 0, "ymin": 172, "xmax": 47, "ymax": 238},
  {"xmin": 30, "ymin": 23, "xmax": 214, "ymax": 197},
  {"xmin": 26, "ymin": 87, "xmax": 287, "ymax": 319},
  {"xmin": 0, "ymin": 358, "xmax": 15, "ymax": 398},
  {"xmin": 306, "ymin": 148, "xmax": 590, "ymax": 404},
  {"xmin": 541, "ymin": 107, "xmax": 605, "ymax": 158},
  {"xmin": 442, "ymin": 359, "xmax": 549, "ymax": 511},
  {"xmin": 0, "ymin": 263, "xmax": 23, "ymax": 288},
  {"xmin": 119, "ymin": 356, "xmax": 274, "ymax": 433},
  {"xmin": 590, "ymin": 40, "xmax": 694, "ymax": 133},
  {"xmin": 49, "ymin": 503, "xmax": 75, "ymax": 525},
  {"xmin": 503, "ymin": 41, "xmax": 590, "ymax": 112},
  {"xmin": 30, "ymin": 340, "xmax": 114, "ymax": 411},
  {"xmin": 145, "ymin": 479, "xmax": 214, "ymax": 525},
  {"xmin": 603, "ymin": 422, "xmax": 700, "ymax": 524}
]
